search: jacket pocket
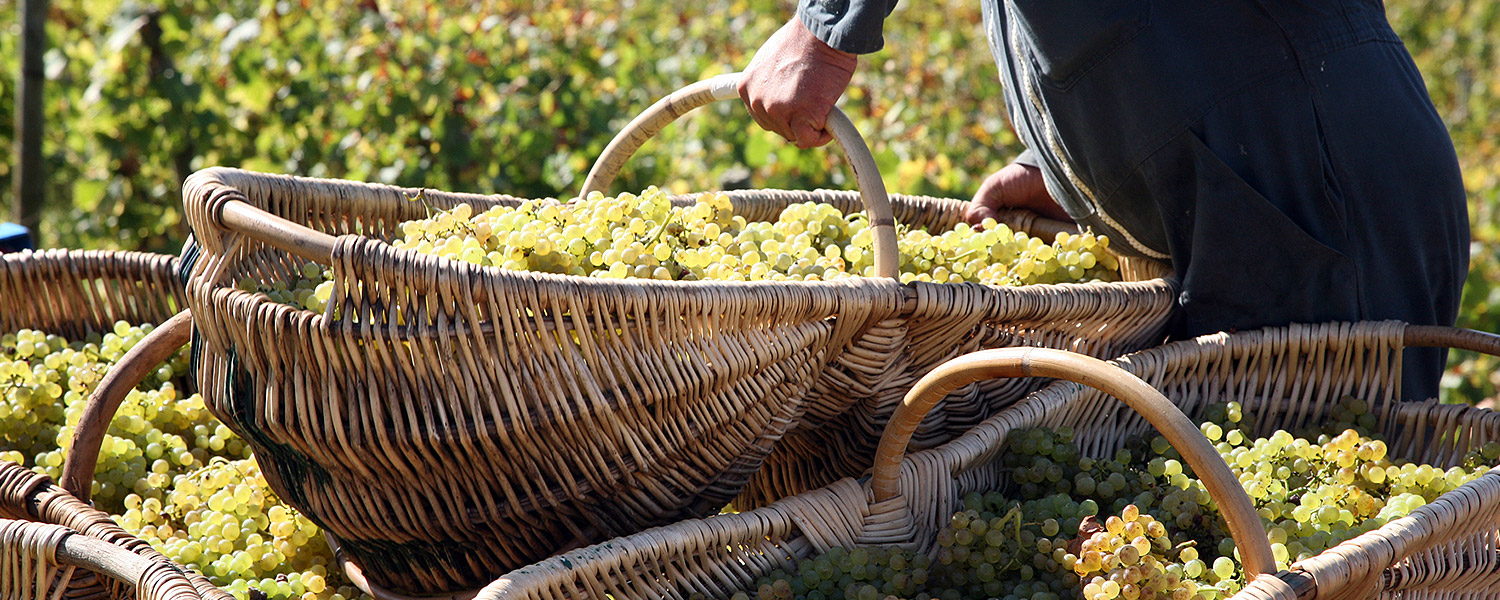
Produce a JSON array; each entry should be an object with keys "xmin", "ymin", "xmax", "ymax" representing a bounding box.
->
[
  {"xmin": 1158, "ymin": 129, "xmax": 1359, "ymax": 335},
  {"xmin": 1010, "ymin": 0, "xmax": 1151, "ymax": 90}
]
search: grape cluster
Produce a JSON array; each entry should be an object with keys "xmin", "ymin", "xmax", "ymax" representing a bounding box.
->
[
  {"xmin": 1137, "ymin": 399, "xmax": 1491, "ymax": 591},
  {"xmin": 2, "ymin": 324, "xmax": 209, "ymax": 511},
  {"xmin": 119, "ymin": 457, "xmax": 361, "ymax": 600},
  {"xmin": 742, "ymin": 398, "xmax": 1497, "ymax": 600},
  {"xmin": 250, "ymin": 189, "xmax": 1120, "ymax": 314},
  {"xmin": 237, "ymin": 262, "xmax": 334, "ymax": 314},
  {"xmin": 0, "ymin": 324, "xmax": 367, "ymax": 600},
  {"xmin": 744, "ymin": 429, "xmax": 1151, "ymax": 600},
  {"xmin": 1068, "ymin": 504, "xmax": 1219, "ymax": 600},
  {"xmin": 731, "ymin": 546, "xmax": 933, "ymax": 600}
]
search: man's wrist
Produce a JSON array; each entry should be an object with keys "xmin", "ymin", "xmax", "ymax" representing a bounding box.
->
[{"xmin": 792, "ymin": 17, "xmax": 858, "ymax": 64}]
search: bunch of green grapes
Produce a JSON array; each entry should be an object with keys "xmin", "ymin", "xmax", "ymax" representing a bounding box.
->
[
  {"xmin": 732, "ymin": 546, "xmax": 932, "ymax": 600},
  {"xmin": 0, "ymin": 329, "xmax": 72, "ymax": 461},
  {"xmin": 1070, "ymin": 505, "xmax": 1201, "ymax": 600},
  {"xmin": 928, "ymin": 493, "xmax": 1094, "ymax": 600},
  {"xmin": 1006, "ymin": 428, "xmax": 1155, "ymax": 518},
  {"xmin": 738, "ymin": 401, "xmax": 1498, "ymax": 600},
  {"xmin": 32, "ymin": 384, "xmax": 253, "ymax": 513},
  {"xmin": 1132, "ymin": 398, "xmax": 1492, "ymax": 594},
  {"xmin": 237, "ymin": 262, "xmax": 335, "ymax": 314},
  {"xmin": 118, "ymin": 457, "xmax": 362, "ymax": 600},
  {"xmin": 744, "ymin": 429, "xmax": 1138, "ymax": 600},
  {"xmin": 252, "ymin": 189, "xmax": 1120, "ymax": 313},
  {"xmin": 741, "ymin": 494, "xmax": 1093, "ymax": 600},
  {"xmin": 1, "ymin": 323, "xmax": 213, "ymax": 512}
]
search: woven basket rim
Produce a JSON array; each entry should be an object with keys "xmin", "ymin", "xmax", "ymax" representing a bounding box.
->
[{"xmin": 208, "ymin": 248, "xmax": 1171, "ymax": 321}]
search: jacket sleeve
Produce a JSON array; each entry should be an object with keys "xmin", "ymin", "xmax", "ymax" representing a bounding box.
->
[
  {"xmin": 1012, "ymin": 148, "xmax": 1039, "ymax": 169},
  {"xmin": 797, "ymin": 0, "xmax": 900, "ymax": 55}
]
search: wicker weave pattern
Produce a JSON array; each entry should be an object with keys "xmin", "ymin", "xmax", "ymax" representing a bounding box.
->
[
  {"xmin": 181, "ymin": 167, "xmax": 1174, "ymax": 592},
  {"xmin": 477, "ymin": 322, "xmax": 1500, "ymax": 600},
  {"xmin": 740, "ymin": 277, "xmax": 1172, "ymax": 507},
  {"xmin": 0, "ymin": 519, "xmax": 94, "ymax": 600},
  {"xmin": 0, "ymin": 461, "xmax": 234, "ymax": 600},
  {"xmin": 0, "ymin": 517, "xmax": 209, "ymax": 600},
  {"xmin": 0, "ymin": 250, "xmax": 185, "ymax": 340},
  {"xmin": 0, "ymin": 250, "xmax": 227, "ymax": 600}
]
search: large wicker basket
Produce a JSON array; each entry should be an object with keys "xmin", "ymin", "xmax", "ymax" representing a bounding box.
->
[
  {"xmin": 0, "ymin": 249, "xmax": 227, "ymax": 600},
  {"xmin": 174, "ymin": 73, "xmax": 1176, "ymax": 594},
  {"xmin": 476, "ymin": 321, "xmax": 1500, "ymax": 600}
]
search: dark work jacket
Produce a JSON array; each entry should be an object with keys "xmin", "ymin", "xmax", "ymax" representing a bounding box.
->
[{"xmin": 798, "ymin": 0, "xmax": 1470, "ymax": 399}]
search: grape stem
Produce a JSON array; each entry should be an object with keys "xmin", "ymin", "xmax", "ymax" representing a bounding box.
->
[
  {"xmin": 406, "ymin": 189, "xmax": 435, "ymax": 219},
  {"xmin": 645, "ymin": 209, "xmax": 676, "ymax": 246}
]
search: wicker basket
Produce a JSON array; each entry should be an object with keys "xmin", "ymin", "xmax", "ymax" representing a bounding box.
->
[
  {"xmin": 0, "ymin": 516, "xmax": 204, "ymax": 600},
  {"xmin": 173, "ymin": 73, "xmax": 1175, "ymax": 594},
  {"xmin": 476, "ymin": 321, "xmax": 1500, "ymax": 600},
  {"xmin": 0, "ymin": 249, "xmax": 227, "ymax": 600},
  {"xmin": 2, "ymin": 249, "xmax": 197, "ymax": 501},
  {"xmin": 0, "ymin": 461, "xmax": 231, "ymax": 600}
]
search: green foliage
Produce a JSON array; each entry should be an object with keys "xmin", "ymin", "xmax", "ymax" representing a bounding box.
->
[
  {"xmin": 0, "ymin": 0, "xmax": 1017, "ymax": 254},
  {"xmin": 0, "ymin": 0, "xmax": 1496, "ymax": 401},
  {"xmin": 1387, "ymin": 1, "xmax": 1500, "ymax": 403}
]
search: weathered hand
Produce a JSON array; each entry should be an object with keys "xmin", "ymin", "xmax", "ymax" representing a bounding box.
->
[
  {"xmin": 738, "ymin": 18, "xmax": 857, "ymax": 149},
  {"xmin": 964, "ymin": 162, "xmax": 1069, "ymax": 224}
]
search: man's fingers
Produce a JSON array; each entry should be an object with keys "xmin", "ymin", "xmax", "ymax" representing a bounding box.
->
[
  {"xmin": 738, "ymin": 17, "xmax": 853, "ymax": 149},
  {"xmin": 747, "ymin": 101, "xmax": 777, "ymax": 137},
  {"xmin": 790, "ymin": 115, "xmax": 831, "ymax": 149}
]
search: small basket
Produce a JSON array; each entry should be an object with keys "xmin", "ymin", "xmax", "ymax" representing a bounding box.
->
[
  {"xmin": 173, "ymin": 73, "xmax": 1175, "ymax": 594},
  {"xmin": 476, "ymin": 321, "xmax": 1500, "ymax": 600},
  {"xmin": 0, "ymin": 517, "xmax": 203, "ymax": 600},
  {"xmin": 0, "ymin": 250, "xmax": 225, "ymax": 600}
]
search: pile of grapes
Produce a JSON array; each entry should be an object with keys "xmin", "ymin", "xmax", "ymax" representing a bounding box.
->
[
  {"xmin": 246, "ymin": 188, "xmax": 1119, "ymax": 313},
  {"xmin": 738, "ymin": 399, "xmax": 1495, "ymax": 600},
  {"xmin": 0, "ymin": 326, "xmax": 365, "ymax": 600}
]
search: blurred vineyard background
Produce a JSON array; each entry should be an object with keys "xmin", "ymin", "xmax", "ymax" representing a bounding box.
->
[{"xmin": 1, "ymin": 0, "xmax": 1497, "ymax": 402}]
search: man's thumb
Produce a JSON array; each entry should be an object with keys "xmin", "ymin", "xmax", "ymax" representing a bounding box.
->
[{"xmin": 964, "ymin": 204, "xmax": 999, "ymax": 226}]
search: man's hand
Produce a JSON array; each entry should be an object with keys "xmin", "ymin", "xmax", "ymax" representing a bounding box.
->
[
  {"xmin": 964, "ymin": 162, "xmax": 1070, "ymax": 224},
  {"xmin": 739, "ymin": 18, "xmax": 857, "ymax": 149}
]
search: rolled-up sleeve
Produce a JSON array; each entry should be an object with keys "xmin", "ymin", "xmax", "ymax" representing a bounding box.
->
[
  {"xmin": 797, "ymin": 0, "xmax": 900, "ymax": 55},
  {"xmin": 1012, "ymin": 148, "xmax": 1039, "ymax": 169}
]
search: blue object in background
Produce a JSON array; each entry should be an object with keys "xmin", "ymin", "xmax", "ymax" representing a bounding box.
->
[{"xmin": 0, "ymin": 222, "xmax": 34, "ymax": 253}]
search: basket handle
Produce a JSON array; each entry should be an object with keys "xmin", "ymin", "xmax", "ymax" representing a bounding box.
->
[
  {"xmin": 1402, "ymin": 324, "xmax": 1500, "ymax": 355},
  {"xmin": 60, "ymin": 309, "xmax": 194, "ymax": 502},
  {"xmin": 869, "ymin": 347, "xmax": 1279, "ymax": 579},
  {"xmin": 579, "ymin": 72, "xmax": 900, "ymax": 280},
  {"xmin": 0, "ymin": 519, "xmax": 192, "ymax": 599}
]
